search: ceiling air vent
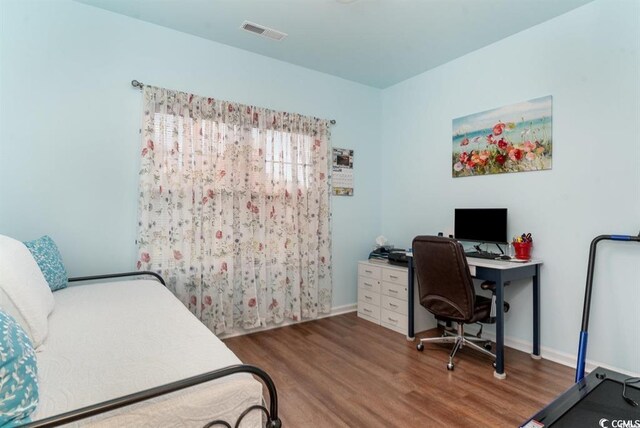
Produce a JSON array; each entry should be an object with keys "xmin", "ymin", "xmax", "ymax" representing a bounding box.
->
[{"xmin": 240, "ymin": 21, "xmax": 287, "ymax": 41}]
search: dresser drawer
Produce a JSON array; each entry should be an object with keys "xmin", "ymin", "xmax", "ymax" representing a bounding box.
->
[
  {"xmin": 382, "ymin": 268, "xmax": 407, "ymax": 286},
  {"xmin": 358, "ymin": 301, "xmax": 380, "ymax": 321},
  {"xmin": 380, "ymin": 308, "xmax": 407, "ymax": 333},
  {"xmin": 358, "ymin": 287, "xmax": 381, "ymax": 306},
  {"xmin": 381, "ymin": 282, "xmax": 407, "ymax": 301},
  {"xmin": 358, "ymin": 311, "xmax": 379, "ymax": 325},
  {"xmin": 358, "ymin": 263, "xmax": 382, "ymax": 280},
  {"xmin": 381, "ymin": 295, "xmax": 407, "ymax": 316},
  {"xmin": 358, "ymin": 276, "xmax": 381, "ymax": 294}
]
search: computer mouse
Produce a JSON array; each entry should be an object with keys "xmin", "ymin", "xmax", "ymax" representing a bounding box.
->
[{"xmin": 499, "ymin": 255, "xmax": 511, "ymax": 260}]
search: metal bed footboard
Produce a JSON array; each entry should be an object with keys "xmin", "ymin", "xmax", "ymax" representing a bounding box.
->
[
  {"xmin": 24, "ymin": 364, "xmax": 281, "ymax": 428},
  {"xmin": 24, "ymin": 272, "xmax": 282, "ymax": 428}
]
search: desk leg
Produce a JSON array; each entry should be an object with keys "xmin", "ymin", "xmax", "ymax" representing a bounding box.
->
[
  {"xmin": 494, "ymin": 276, "xmax": 506, "ymax": 379},
  {"xmin": 407, "ymin": 257, "xmax": 415, "ymax": 341},
  {"xmin": 531, "ymin": 264, "xmax": 541, "ymax": 359}
]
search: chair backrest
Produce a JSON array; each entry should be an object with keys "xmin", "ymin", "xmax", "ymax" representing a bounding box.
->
[{"xmin": 412, "ymin": 235, "xmax": 476, "ymax": 322}]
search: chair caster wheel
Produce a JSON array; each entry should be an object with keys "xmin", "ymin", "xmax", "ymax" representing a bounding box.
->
[
  {"xmin": 484, "ymin": 343, "xmax": 492, "ymax": 351},
  {"xmin": 447, "ymin": 363, "xmax": 454, "ymax": 371},
  {"xmin": 492, "ymin": 361, "xmax": 497, "ymax": 368},
  {"xmin": 416, "ymin": 343, "xmax": 424, "ymax": 352}
]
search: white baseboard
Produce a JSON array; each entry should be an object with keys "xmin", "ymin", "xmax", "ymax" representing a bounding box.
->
[
  {"xmin": 481, "ymin": 331, "xmax": 640, "ymax": 378},
  {"xmin": 327, "ymin": 303, "xmax": 358, "ymax": 316},
  {"xmin": 218, "ymin": 303, "xmax": 357, "ymax": 340}
]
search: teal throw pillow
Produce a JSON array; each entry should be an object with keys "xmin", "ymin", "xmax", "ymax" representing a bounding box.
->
[
  {"xmin": 24, "ymin": 235, "xmax": 68, "ymax": 291},
  {"xmin": 0, "ymin": 309, "xmax": 39, "ymax": 427}
]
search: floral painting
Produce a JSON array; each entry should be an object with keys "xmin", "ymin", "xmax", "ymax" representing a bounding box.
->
[{"xmin": 452, "ymin": 96, "xmax": 552, "ymax": 177}]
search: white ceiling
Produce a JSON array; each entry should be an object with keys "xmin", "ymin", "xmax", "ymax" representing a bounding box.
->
[{"xmin": 76, "ymin": 0, "xmax": 594, "ymax": 88}]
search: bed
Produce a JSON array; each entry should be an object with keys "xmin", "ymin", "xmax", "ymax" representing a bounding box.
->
[
  {"xmin": 31, "ymin": 277, "xmax": 269, "ymax": 427},
  {"xmin": 0, "ymin": 234, "xmax": 280, "ymax": 427}
]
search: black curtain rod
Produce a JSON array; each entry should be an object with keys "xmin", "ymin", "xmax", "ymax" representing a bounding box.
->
[{"xmin": 130, "ymin": 80, "xmax": 336, "ymax": 125}]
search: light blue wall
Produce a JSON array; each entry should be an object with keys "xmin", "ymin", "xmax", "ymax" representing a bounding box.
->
[
  {"xmin": 0, "ymin": 0, "xmax": 381, "ymax": 309},
  {"xmin": 380, "ymin": 0, "xmax": 640, "ymax": 373},
  {"xmin": 2, "ymin": 0, "xmax": 638, "ymax": 372}
]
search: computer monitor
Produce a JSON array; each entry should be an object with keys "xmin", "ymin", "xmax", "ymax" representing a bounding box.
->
[{"xmin": 454, "ymin": 208, "xmax": 508, "ymax": 244}]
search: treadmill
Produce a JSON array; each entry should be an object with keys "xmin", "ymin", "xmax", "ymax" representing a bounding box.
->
[{"xmin": 521, "ymin": 233, "xmax": 640, "ymax": 427}]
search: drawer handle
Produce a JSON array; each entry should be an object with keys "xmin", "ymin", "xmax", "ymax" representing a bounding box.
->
[
  {"xmin": 364, "ymin": 282, "xmax": 372, "ymax": 287},
  {"xmin": 388, "ymin": 289, "xmax": 398, "ymax": 293},
  {"xmin": 389, "ymin": 275, "xmax": 398, "ymax": 279},
  {"xmin": 364, "ymin": 308, "xmax": 372, "ymax": 313},
  {"xmin": 387, "ymin": 317, "xmax": 398, "ymax": 323},
  {"xmin": 389, "ymin": 303, "xmax": 398, "ymax": 308},
  {"xmin": 365, "ymin": 295, "xmax": 372, "ymax": 300},
  {"xmin": 365, "ymin": 270, "xmax": 372, "ymax": 274}
]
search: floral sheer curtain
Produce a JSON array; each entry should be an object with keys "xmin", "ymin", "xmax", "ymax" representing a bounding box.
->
[{"xmin": 136, "ymin": 86, "xmax": 332, "ymax": 334}]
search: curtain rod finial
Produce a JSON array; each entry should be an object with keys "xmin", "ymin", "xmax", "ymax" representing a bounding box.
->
[
  {"xmin": 330, "ymin": 120, "xmax": 336, "ymax": 125},
  {"xmin": 131, "ymin": 80, "xmax": 144, "ymax": 89}
]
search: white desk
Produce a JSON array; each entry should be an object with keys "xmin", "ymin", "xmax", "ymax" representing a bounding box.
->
[{"xmin": 407, "ymin": 256, "xmax": 543, "ymax": 379}]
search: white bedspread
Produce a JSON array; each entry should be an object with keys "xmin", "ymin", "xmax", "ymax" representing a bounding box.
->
[{"xmin": 33, "ymin": 280, "xmax": 262, "ymax": 427}]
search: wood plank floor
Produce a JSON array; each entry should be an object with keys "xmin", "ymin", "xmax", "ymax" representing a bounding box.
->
[{"xmin": 224, "ymin": 312, "xmax": 574, "ymax": 427}]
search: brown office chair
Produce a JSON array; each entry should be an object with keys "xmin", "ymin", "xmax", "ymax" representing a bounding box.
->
[{"xmin": 412, "ymin": 235, "xmax": 509, "ymax": 371}]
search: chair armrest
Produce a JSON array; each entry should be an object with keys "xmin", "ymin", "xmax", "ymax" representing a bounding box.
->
[
  {"xmin": 480, "ymin": 281, "xmax": 510, "ymax": 313},
  {"xmin": 480, "ymin": 280, "xmax": 512, "ymax": 293},
  {"xmin": 68, "ymin": 271, "xmax": 165, "ymax": 286},
  {"xmin": 480, "ymin": 281, "xmax": 496, "ymax": 292}
]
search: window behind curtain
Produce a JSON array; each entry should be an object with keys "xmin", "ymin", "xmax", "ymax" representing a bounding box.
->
[{"xmin": 138, "ymin": 86, "xmax": 332, "ymax": 334}]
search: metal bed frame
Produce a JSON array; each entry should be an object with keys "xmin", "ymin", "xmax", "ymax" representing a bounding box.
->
[{"xmin": 23, "ymin": 271, "xmax": 282, "ymax": 428}]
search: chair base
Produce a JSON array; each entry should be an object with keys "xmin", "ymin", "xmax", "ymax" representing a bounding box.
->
[
  {"xmin": 441, "ymin": 322, "xmax": 493, "ymax": 350},
  {"xmin": 416, "ymin": 323, "xmax": 495, "ymax": 371}
]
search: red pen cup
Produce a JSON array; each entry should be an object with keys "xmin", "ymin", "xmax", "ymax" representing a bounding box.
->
[{"xmin": 513, "ymin": 242, "xmax": 532, "ymax": 260}]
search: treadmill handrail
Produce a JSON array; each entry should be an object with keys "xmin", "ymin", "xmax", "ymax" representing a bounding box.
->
[{"xmin": 576, "ymin": 233, "xmax": 640, "ymax": 383}]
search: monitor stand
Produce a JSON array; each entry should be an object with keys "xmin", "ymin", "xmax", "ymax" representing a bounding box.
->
[
  {"xmin": 465, "ymin": 243, "xmax": 505, "ymax": 259},
  {"xmin": 465, "ymin": 250, "xmax": 500, "ymax": 260}
]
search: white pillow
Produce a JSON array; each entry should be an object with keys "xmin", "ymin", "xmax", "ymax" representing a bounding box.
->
[
  {"xmin": 0, "ymin": 234, "xmax": 55, "ymax": 348},
  {"xmin": 0, "ymin": 287, "xmax": 31, "ymax": 339}
]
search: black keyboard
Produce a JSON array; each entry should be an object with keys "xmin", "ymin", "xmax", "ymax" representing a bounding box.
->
[{"xmin": 465, "ymin": 251, "xmax": 500, "ymax": 260}]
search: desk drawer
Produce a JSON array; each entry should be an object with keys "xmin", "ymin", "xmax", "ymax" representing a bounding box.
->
[
  {"xmin": 381, "ymin": 295, "xmax": 407, "ymax": 316},
  {"xmin": 358, "ymin": 301, "xmax": 380, "ymax": 321},
  {"xmin": 381, "ymin": 308, "xmax": 407, "ymax": 333},
  {"xmin": 381, "ymin": 282, "xmax": 407, "ymax": 301},
  {"xmin": 358, "ymin": 263, "xmax": 382, "ymax": 279},
  {"xmin": 358, "ymin": 287, "xmax": 381, "ymax": 306},
  {"xmin": 358, "ymin": 276, "xmax": 381, "ymax": 294},
  {"xmin": 382, "ymin": 268, "xmax": 407, "ymax": 285}
]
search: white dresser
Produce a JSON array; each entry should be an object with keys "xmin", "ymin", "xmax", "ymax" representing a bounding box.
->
[
  {"xmin": 357, "ymin": 259, "xmax": 436, "ymax": 336},
  {"xmin": 357, "ymin": 260, "xmax": 409, "ymax": 334}
]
